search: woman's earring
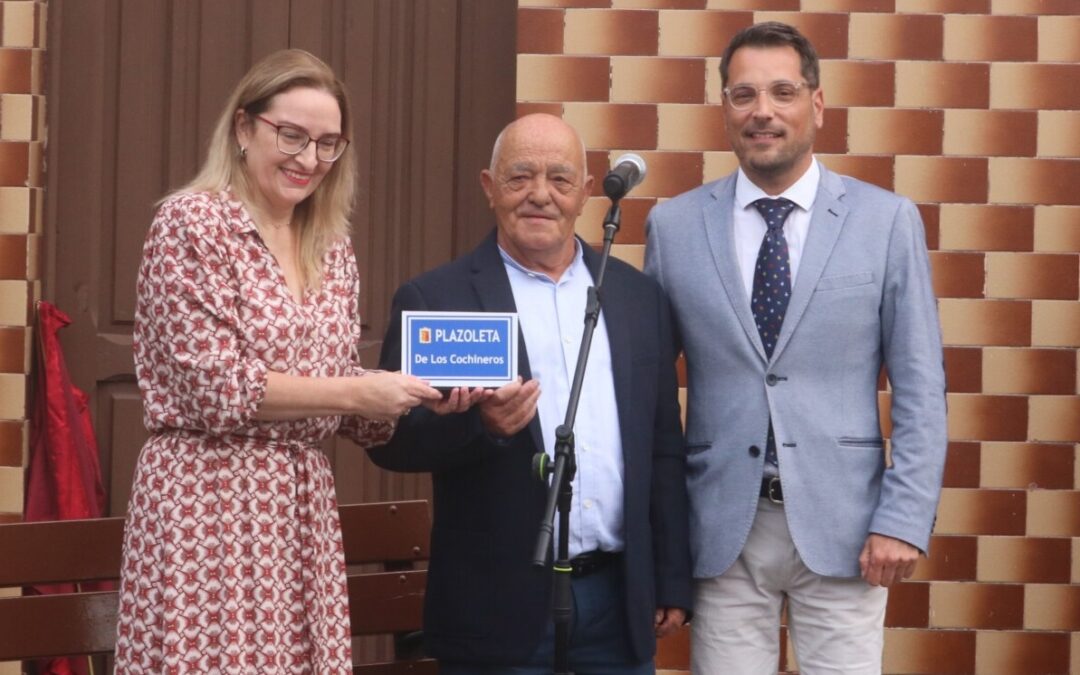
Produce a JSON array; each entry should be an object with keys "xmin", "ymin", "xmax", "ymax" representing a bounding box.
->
[{"xmin": 239, "ymin": 146, "xmax": 248, "ymax": 159}]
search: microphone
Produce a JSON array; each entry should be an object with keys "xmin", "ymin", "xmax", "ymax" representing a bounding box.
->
[{"xmin": 602, "ymin": 153, "xmax": 647, "ymax": 200}]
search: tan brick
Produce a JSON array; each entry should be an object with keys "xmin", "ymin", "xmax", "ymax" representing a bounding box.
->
[
  {"xmin": 1038, "ymin": 15, "xmax": 1080, "ymax": 62},
  {"xmin": 943, "ymin": 15, "xmax": 1037, "ymax": 61},
  {"xmin": 1036, "ymin": 110, "xmax": 1080, "ymax": 159},
  {"xmin": 1033, "ymin": 205, "xmax": 1080, "ymax": 252},
  {"xmin": 565, "ymin": 9, "xmax": 659, "ymax": 56}
]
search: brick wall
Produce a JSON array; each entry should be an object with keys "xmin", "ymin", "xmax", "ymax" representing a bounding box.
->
[
  {"xmin": 0, "ymin": 0, "xmax": 44, "ymax": 529},
  {"xmin": 517, "ymin": 1, "xmax": 1078, "ymax": 673}
]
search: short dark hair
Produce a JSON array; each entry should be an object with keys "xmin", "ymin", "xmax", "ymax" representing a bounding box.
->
[{"xmin": 719, "ymin": 22, "xmax": 820, "ymax": 90}]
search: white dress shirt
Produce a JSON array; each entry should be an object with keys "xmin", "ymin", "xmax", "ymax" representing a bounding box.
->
[{"xmin": 500, "ymin": 241, "xmax": 625, "ymax": 558}]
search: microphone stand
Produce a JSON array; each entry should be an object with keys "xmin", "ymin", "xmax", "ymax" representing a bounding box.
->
[{"xmin": 532, "ymin": 196, "xmax": 624, "ymax": 675}]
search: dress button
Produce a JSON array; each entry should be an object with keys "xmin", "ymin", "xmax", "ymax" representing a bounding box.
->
[
  {"xmin": 749, "ymin": 445, "xmax": 761, "ymax": 458},
  {"xmin": 766, "ymin": 373, "xmax": 778, "ymax": 386}
]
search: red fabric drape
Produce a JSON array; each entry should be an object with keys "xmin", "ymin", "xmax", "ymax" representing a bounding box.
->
[{"xmin": 24, "ymin": 301, "xmax": 108, "ymax": 675}]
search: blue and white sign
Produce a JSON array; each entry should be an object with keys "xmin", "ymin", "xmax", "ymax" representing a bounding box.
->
[{"xmin": 401, "ymin": 311, "xmax": 518, "ymax": 388}]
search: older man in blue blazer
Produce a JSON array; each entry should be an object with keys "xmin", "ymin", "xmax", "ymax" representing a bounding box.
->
[
  {"xmin": 644, "ymin": 22, "xmax": 947, "ymax": 674},
  {"xmin": 370, "ymin": 113, "xmax": 691, "ymax": 674}
]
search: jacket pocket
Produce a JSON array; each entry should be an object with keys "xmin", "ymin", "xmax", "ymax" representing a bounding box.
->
[
  {"xmin": 837, "ymin": 436, "xmax": 885, "ymax": 448},
  {"xmin": 685, "ymin": 441, "xmax": 712, "ymax": 456},
  {"xmin": 815, "ymin": 271, "xmax": 874, "ymax": 292}
]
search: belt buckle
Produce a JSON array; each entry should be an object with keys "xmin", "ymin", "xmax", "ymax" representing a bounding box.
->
[{"xmin": 766, "ymin": 476, "xmax": 783, "ymax": 504}]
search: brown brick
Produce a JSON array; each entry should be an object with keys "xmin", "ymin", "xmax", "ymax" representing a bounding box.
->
[
  {"xmin": 912, "ymin": 535, "xmax": 977, "ymax": 581},
  {"xmin": 1025, "ymin": 584, "xmax": 1080, "ymax": 631},
  {"xmin": 657, "ymin": 103, "xmax": 727, "ymax": 151},
  {"xmin": 896, "ymin": 62, "xmax": 989, "ymax": 109},
  {"xmin": 615, "ymin": 0, "xmax": 706, "ymax": 7},
  {"xmin": 918, "ymin": 203, "xmax": 940, "ymax": 250},
  {"xmin": 1029, "ymin": 395, "xmax": 1080, "ymax": 443},
  {"xmin": 518, "ymin": 8, "xmax": 564, "ymax": 54},
  {"xmin": 992, "ymin": 63, "xmax": 1080, "ymax": 110},
  {"xmin": 882, "ymin": 628, "xmax": 976, "ymax": 674},
  {"xmin": 578, "ymin": 196, "xmax": 655, "ymax": 246},
  {"xmin": 975, "ymin": 631, "xmax": 1071, "ymax": 675},
  {"xmin": 1027, "ymin": 490, "xmax": 1080, "ymax": 537},
  {"xmin": 815, "ymin": 107, "xmax": 847, "ymax": 155},
  {"xmin": 820, "ymin": 61, "xmax": 895, "ymax": 107},
  {"xmin": 978, "ymin": 536, "xmax": 1072, "ymax": 583},
  {"xmin": 564, "ymin": 103, "xmax": 658, "ymax": 150},
  {"xmin": 938, "ymin": 205, "xmax": 1034, "ymax": 253},
  {"xmin": 516, "ymin": 102, "xmax": 564, "ymax": 119},
  {"xmin": 657, "ymin": 10, "xmax": 752, "ymax": 57},
  {"xmin": 940, "ymin": 298, "xmax": 1032, "ymax": 347},
  {"xmin": 0, "ymin": 142, "xmax": 29, "ymax": 187},
  {"xmin": 896, "ymin": 157, "xmax": 987, "ymax": 205},
  {"xmin": 518, "ymin": 55, "xmax": 611, "ymax": 102},
  {"xmin": 989, "ymin": 0, "xmax": 1080, "ymax": 14},
  {"xmin": 1038, "ymin": 15, "xmax": 1080, "ymax": 62},
  {"xmin": 1032, "ymin": 300, "xmax": 1080, "ymax": 347},
  {"xmin": 611, "ymin": 56, "xmax": 707, "ymax": 104},
  {"xmin": 943, "ymin": 441, "xmax": 981, "ymax": 488},
  {"xmin": 802, "ymin": 0, "xmax": 894, "ymax": 9},
  {"xmin": 990, "ymin": 158, "xmax": 1080, "ymax": 207},
  {"xmin": 754, "ymin": 12, "xmax": 848, "ymax": 59},
  {"xmin": 849, "ymin": 109, "xmax": 943, "ymax": 156},
  {"xmin": 986, "ymin": 252, "xmax": 1079, "ymax": 301},
  {"xmin": 948, "ymin": 394, "xmax": 1030, "ymax": 441},
  {"xmin": 817, "ymin": 155, "xmax": 894, "ymax": 192},
  {"xmin": 655, "ymin": 621, "xmax": 689, "ymax": 669},
  {"xmin": 930, "ymin": 252, "xmax": 984, "ymax": 299},
  {"xmin": 984, "ymin": 347, "xmax": 1077, "ymax": 395},
  {"xmin": 931, "ymin": 582, "xmax": 1024, "ymax": 629},
  {"xmin": 520, "ymin": 0, "xmax": 608, "ymax": 7},
  {"xmin": 585, "ymin": 150, "xmax": 611, "ymax": 197},
  {"xmin": 935, "ymin": 488, "xmax": 1027, "ymax": 535},
  {"xmin": 0, "ymin": 419, "xmax": 22, "ymax": 467},
  {"xmin": 897, "ymin": 0, "xmax": 988, "ymax": 11},
  {"xmin": 0, "ymin": 325, "xmax": 26, "ymax": 374},
  {"xmin": 982, "ymin": 441, "xmax": 1075, "ymax": 490},
  {"xmin": 565, "ymin": 9, "xmax": 658, "ymax": 56},
  {"xmin": 886, "ymin": 581, "xmax": 929, "ymax": 628},
  {"xmin": 944, "ymin": 347, "xmax": 982, "ymax": 394},
  {"xmin": 943, "ymin": 110, "xmax": 1037, "ymax": 157},
  {"xmin": 1037, "ymin": 110, "xmax": 1080, "ymax": 159},
  {"xmin": 0, "ymin": 49, "xmax": 32, "ymax": 94},
  {"xmin": 0, "ymin": 233, "xmax": 27, "ymax": 280},
  {"xmin": 626, "ymin": 151, "xmax": 703, "ymax": 198},
  {"xmin": 851, "ymin": 13, "xmax": 943, "ymax": 60},
  {"xmin": 1034, "ymin": 205, "xmax": 1080, "ymax": 252},
  {"xmin": 944, "ymin": 15, "xmax": 1038, "ymax": 61},
  {"xmin": 703, "ymin": 0, "xmax": 798, "ymax": 7}
]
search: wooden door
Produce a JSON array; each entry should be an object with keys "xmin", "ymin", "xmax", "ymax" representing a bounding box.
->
[{"xmin": 44, "ymin": 0, "xmax": 516, "ymax": 516}]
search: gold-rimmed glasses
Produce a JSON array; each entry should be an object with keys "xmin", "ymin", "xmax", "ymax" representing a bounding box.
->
[{"xmin": 254, "ymin": 115, "xmax": 349, "ymax": 162}]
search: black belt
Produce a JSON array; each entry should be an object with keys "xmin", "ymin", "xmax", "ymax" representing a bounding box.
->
[
  {"xmin": 760, "ymin": 476, "xmax": 783, "ymax": 503},
  {"xmin": 568, "ymin": 551, "xmax": 620, "ymax": 577}
]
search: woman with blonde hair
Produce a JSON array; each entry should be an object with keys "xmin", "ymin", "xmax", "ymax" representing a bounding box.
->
[{"xmin": 115, "ymin": 49, "xmax": 446, "ymax": 673}]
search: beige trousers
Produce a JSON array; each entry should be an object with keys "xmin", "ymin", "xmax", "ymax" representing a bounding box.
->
[{"xmin": 691, "ymin": 498, "xmax": 888, "ymax": 675}]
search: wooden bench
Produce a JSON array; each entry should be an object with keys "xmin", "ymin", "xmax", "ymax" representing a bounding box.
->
[{"xmin": 0, "ymin": 500, "xmax": 437, "ymax": 674}]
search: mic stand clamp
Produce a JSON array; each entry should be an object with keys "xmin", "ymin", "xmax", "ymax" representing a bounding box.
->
[{"xmin": 532, "ymin": 199, "xmax": 623, "ymax": 675}]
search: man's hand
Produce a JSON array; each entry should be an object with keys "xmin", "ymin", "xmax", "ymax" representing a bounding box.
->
[
  {"xmin": 654, "ymin": 607, "xmax": 687, "ymax": 638},
  {"xmin": 478, "ymin": 377, "xmax": 540, "ymax": 437},
  {"xmin": 423, "ymin": 386, "xmax": 492, "ymax": 415},
  {"xmin": 859, "ymin": 533, "xmax": 920, "ymax": 587}
]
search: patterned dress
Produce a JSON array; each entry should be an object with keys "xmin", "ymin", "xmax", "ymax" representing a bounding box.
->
[{"xmin": 115, "ymin": 190, "xmax": 393, "ymax": 673}]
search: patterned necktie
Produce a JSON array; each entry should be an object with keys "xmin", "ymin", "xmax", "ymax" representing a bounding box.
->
[{"xmin": 751, "ymin": 197, "xmax": 796, "ymax": 467}]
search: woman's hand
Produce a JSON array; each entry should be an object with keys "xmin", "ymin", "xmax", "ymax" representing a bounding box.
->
[
  {"xmin": 423, "ymin": 387, "xmax": 493, "ymax": 415},
  {"xmin": 350, "ymin": 371, "xmax": 443, "ymax": 421}
]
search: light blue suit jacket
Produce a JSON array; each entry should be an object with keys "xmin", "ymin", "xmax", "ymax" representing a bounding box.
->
[{"xmin": 644, "ymin": 165, "xmax": 947, "ymax": 579}]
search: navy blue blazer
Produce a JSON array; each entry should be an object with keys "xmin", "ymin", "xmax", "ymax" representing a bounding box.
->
[{"xmin": 368, "ymin": 231, "xmax": 691, "ymax": 665}]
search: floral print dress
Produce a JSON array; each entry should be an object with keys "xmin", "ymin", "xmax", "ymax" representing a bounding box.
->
[{"xmin": 115, "ymin": 190, "xmax": 392, "ymax": 673}]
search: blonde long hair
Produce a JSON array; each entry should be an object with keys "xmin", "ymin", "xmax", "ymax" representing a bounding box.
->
[{"xmin": 177, "ymin": 49, "xmax": 356, "ymax": 288}]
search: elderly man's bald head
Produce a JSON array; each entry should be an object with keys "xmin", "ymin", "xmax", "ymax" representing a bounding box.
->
[{"xmin": 489, "ymin": 114, "xmax": 588, "ymax": 174}]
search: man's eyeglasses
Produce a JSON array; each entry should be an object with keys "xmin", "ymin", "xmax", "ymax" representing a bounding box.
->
[
  {"xmin": 722, "ymin": 81, "xmax": 810, "ymax": 111},
  {"xmin": 254, "ymin": 115, "xmax": 349, "ymax": 162}
]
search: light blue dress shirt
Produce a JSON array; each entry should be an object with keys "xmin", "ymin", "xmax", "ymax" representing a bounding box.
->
[{"xmin": 500, "ymin": 241, "xmax": 625, "ymax": 558}]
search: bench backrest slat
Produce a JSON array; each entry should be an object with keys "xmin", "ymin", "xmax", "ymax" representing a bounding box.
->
[{"xmin": 0, "ymin": 500, "xmax": 434, "ymax": 667}]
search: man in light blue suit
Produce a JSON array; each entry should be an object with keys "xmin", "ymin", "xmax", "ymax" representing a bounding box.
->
[{"xmin": 644, "ymin": 22, "xmax": 947, "ymax": 674}]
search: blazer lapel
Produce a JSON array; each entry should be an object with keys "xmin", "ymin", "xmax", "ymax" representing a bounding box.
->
[
  {"xmin": 704, "ymin": 177, "xmax": 768, "ymax": 361},
  {"xmin": 772, "ymin": 166, "xmax": 849, "ymax": 360},
  {"xmin": 469, "ymin": 231, "xmax": 543, "ymax": 451}
]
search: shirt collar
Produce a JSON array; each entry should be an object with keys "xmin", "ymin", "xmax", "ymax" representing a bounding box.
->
[
  {"xmin": 498, "ymin": 237, "xmax": 586, "ymax": 284},
  {"xmin": 734, "ymin": 158, "xmax": 820, "ymax": 213}
]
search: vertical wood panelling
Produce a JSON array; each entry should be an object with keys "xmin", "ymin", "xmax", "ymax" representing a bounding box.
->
[{"xmin": 45, "ymin": 0, "xmax": 515, "ymax": 515}]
